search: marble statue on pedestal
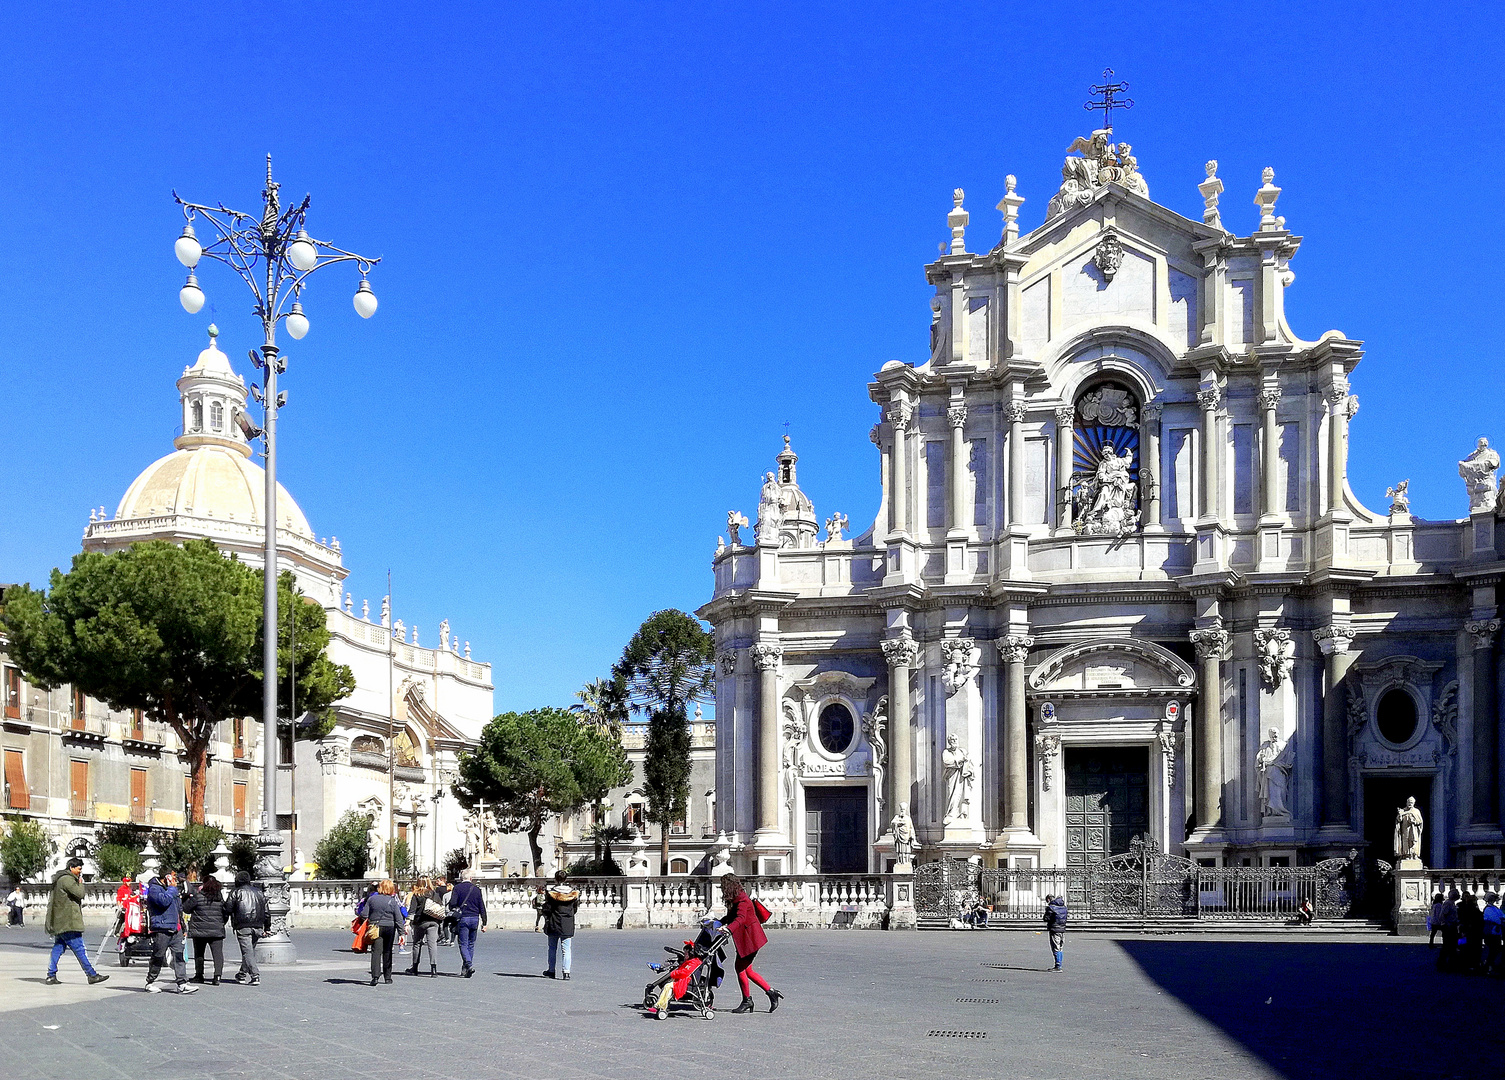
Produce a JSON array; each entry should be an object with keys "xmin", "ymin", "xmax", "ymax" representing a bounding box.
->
[
  {"xmin": 1394, "ymin": 797, "xmax": 1424, "ymax": 863},
  {"xmin": 890, "ymin": 803, "xmax": 916, "ymax": 866},
  {"xmin": 1459, "ymin": 437, "xmax": 1500, "ymax": 513},
  {"xmin": 943, "ymin": 735, "xmax": 975, "ymax": 822},
  {"xmin": 1255, "ymin": 728, "xmax": 1294, "ymax": 819}
]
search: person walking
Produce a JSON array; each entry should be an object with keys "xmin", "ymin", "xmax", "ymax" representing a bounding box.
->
[
  {"xmin": 406, "ymin": 877, "xmax": 442, "ymax": 978},
  {"xmin": 227, "ymin": 870, "xmax": 270, "ymax": 986},
  {"xmin": 1428, "ymin": 891, "xmax": 1445, "ymax": 947},
  {"xmin": 432, "ymin": 876, "xmax": 454, "ymax": 946},
  {"xmin": 448, "ymin": 869, "xmax": 487, "ymax": 978},
  {"xmin": 183, "ymin": 876, "xmax": 229, "ymax": 985},
  {"xmin": 1436, "ymin": 888, "xmax": 1460, "ymax": 972},
  {"xmin": 1481, "ymin": 892, "xmax": 1503, "ymax": 976},
  {"xmin": 1044, "ymin": 893, "xmax": 1069, "ymax": 972},
  {"xmin": 541, "ymin": 871, "xmax": 579, "ymax": 980},
  {"xmin": 143, "ymin": 868, "xmax": 194, "ymax": 994},
  {"xmin": 44, "ymin": 858, "xmax": 108, "ymax": 986},
  {"xmin": 531, "ymin": 883, "xmax": 547, "ymax": 932},
  {"xmin": 1458, "ymin": 891, "xmax": 1484, "ymax": 973},
  {"xmin": 720, "ymin": 873, "xmax": 782, "ymax": 1013},
  {"xmin": 6, "ymin": 883, "xmax": 23, "ymax": 926},
  {"xmin": 364, "ymin": 879, "xmax": 405, "ymax": 986}
]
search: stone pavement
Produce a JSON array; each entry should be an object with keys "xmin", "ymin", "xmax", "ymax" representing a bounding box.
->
[{"xmin": 0, "ymin": 924, "xmax": 1500, "ymax": 1080}]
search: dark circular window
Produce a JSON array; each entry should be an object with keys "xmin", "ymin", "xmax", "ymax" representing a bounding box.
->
[
  {"xmin": 1376, "ymin": 689, "xmax": 1418, "ymax": 745},
  {"xmin": 817, "ymin": 703, "xmax": 855, "ymax": 755}
]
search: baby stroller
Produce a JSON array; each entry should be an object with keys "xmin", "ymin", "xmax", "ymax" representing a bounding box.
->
[{"xmin": 643, "ymin": 918, "xmax": 729, "ymax": 1021}]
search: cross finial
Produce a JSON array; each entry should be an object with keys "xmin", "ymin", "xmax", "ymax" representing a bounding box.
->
[{"xmin": 1085, "ymin": 68, "xmax": 1134, "ymax": 132}]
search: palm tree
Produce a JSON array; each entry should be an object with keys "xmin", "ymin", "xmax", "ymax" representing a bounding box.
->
[
  {"xmin": 614, "ymin": 610, "xmax": 714, "ymax": 872},
  {"xmin": 570, "ymin": 676, "xmax": 628, "ymax": 741},
  {"xmin": 588, "ymin": 822, "xmax": 631, "ymax": 872}
]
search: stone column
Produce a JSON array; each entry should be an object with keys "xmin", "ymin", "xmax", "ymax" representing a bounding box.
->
[
  {"xmin": 1325, "ymin": 385, "xmax": 1348, "ymax": 514},
  {"xmin": 1140, "ymin": 403, "xmax": 1162, "ymax": 528},
  {"xmin": 1190, "ymin": 623, "xmax": 1230, "ymax": 830},
  {"xmin": 888, "ymin": 401, "xmax": 912, "ymax": 536},
  {"xmin": 947, "ymin": 403, "xmax": 968, "ymax": 533},
  {"xmin": 1054, "ymin": 405, "xmax": 1075, "ymax": 534},
  {"xmin": 1469, "ymin": 618, "xmax": 1501, "ymax": 824},
  {"xmin": 881, "ymin": 633, "xmax": 919, "ymax": 823},
  {"xmin": 1000, "ymin": 635, "xmax": 1033, "ymax": 829},
  {"xmin": 871, "ymin": 424, "xmax": 888, "ymax": 533},
  {"xmin": 1314, "ymin": 625, "xmax": 1358, "ymax": 827},
  {"xmin": 751, "ymin": 642, "xmax": 783, "ymax": 834},
  {"xmin": 1197, "ymin": 385, "xmax": 1221, "ymax": 519},
  {"xmin": 1006, "ymin": 400, "xmax": 1027, "ymax": 528},
  {"xmin": 1260, "ymin": 386, "xmax": 1282, "ymax": 515}
]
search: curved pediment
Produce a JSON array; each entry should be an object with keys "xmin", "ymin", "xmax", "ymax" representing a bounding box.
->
[{"xmin": 1028, "ymin": 637, "xmax": 1196, "ymax": 694}]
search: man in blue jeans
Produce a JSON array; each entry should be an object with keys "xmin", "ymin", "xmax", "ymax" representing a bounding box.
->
[
  {"xmin": 44, "ymin": 858, "xmax": 109, "ymax": 986},
  {"xmin": 447, "ymin": 869, "xmax": 487, "ymax": 978}
]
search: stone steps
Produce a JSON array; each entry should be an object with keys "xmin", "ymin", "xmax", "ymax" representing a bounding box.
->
[{"xmin": 918, "ymin": 916, "xmax": 1392, "ymax": 936}]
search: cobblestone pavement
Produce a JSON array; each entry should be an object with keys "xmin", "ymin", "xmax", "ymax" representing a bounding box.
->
[{"xmin": 1, "ymin": 925, "xmax": 1500, "ymax": 1080}]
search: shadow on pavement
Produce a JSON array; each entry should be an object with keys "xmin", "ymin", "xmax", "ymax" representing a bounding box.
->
[
  {"xmin": 324, "ymin": 977, "xmax": 372, "ymax": 985},
  {"xmin": 1114, "ymin": 939, "xmax": 1505, "ymax": 1080},
  {"xmin": 493, "ymin": 972, "xmax": 550, "ymax": 979}
]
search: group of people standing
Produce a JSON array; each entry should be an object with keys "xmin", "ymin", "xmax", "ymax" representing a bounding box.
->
[
  {"xmin": 1430, "ymin": 888, "xmax": 1504, "ymax": 975},
  {"xmin": 353, "ymin": 869, "xmax": 498, "ymax": 984}
]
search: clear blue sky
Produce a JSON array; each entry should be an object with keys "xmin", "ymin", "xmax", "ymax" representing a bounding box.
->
[{"xmin": 0, "ymin": 3, "xmax": 1500, "ymax": 713}]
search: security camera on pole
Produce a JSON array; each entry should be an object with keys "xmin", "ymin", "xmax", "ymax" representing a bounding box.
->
[{"xmin": 172, "ymin": 156, "xmax": 381, "ymax": 963}]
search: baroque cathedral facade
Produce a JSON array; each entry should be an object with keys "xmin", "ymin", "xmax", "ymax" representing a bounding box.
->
[{"xmin": 701, "ymin": 132, "xmax": 1503, "ymax": 879}]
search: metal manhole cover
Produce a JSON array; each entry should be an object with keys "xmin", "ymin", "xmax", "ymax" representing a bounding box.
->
[
  {"xmin": 955, "ymin": 998, "xmax": 1000, "ymax": 1004},
  {"xmin": 928, "ymin": 1030, "xmax": 987, "ymax": 1039},
  {"xmin": 973, "ymin": 978, "xmax": 1007, "ymax": 983}
]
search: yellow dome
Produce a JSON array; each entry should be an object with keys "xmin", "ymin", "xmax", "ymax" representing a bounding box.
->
[{"xmin": 116, "ymin": 445, "xmax": 313, "ymax": 535}]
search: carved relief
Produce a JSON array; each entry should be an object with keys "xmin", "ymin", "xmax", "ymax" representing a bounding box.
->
[
  {"xmin": 1053, "ymin": 405, "xmax": 1076, "ymax": 428},
  {"xmin": 1258, "ymin": 386, "xmax": 1283, "ymax": 413},
  {"xmin": 1432, "ymin": 681, "xmax": 1458, "ymax": 754},
  {"xmin": 1034, "ymin": 731, "xmax": 1061, "ymax": 791},
  {"xmin": 1346, "ymin": 684, "xmax": 1368, "ymax": 739},
  {"xmin": 1093, "ymin": 230, "xmax": 1125, "ymax": 282},
  {"xmin": 718, "ymin": 650, "xmax": 738, "ymax": 678},
  {"xmin": 1045, "ymin": 130, "xmax": 1150, "ymax": 218},
  {"xmin": 941, "ymin": 638, "xmax": 981, "ymax": 695},
  {"xmin": 1196, "ymin": 386, "xmax": 1223, "ymax": 413},
  {"xmin": 1076, "ymin": 386, "xmax": 1138, "ymax": 428},
  {"xmin": 862, "ymin": 696, "xmax": 888, "ymax": 823},
  {"xmin": 1156, "ymin": 728, "xmax": 1178, "ymax": 789},
  {"xmin": 1254, "ymin": 628, "xmax": 1296, "ymax": 690}
]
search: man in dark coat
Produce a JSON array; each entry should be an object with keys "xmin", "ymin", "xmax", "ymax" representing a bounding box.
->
[
  {"xmin": 143, "ymin": 869, "xmax": 195, "ymax": 993},
  {"xmin": 227, "ymin": 870, "xmax": 271, "ymax": 985},
  {"xmin": 44, "ymin": 858, "xmax": 108, "ymax": 986},
  {"xmin": 448, "ymin": 870, "xmax": 487, "ymax": 978},
  {"xmin": 1044, "ymin": 894, "xmax": 1068, "ymax": 972}
]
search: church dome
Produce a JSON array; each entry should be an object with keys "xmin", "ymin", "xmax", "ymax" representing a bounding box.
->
[{"xmin": 116, "ymin": 445, "xmax": 313, "ymax": 535}]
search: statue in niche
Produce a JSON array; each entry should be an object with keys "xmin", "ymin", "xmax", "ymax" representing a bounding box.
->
[
  {"xmin": 943, "ymin": 734, "xmax": 975, "ymax": 823},
  {"xmin": 891, "ymin": 802, "xmax": 916, "ymax": 865},
  {"xmin": 1254, "ymin": 728, "xmax": 1295, "ymax": 819},
  {"xmin": 1078, "ymin": 445, "xmax": 1138, "ymax": 536},
  {"xmin": 1459, "ymin": 437, "xmax": 1500, "ymax": 513},
  {"xmin": 1394, "ymin": 797, "xmax": 1424, "ymax": 863}
]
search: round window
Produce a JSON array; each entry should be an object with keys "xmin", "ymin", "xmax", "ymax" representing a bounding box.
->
[
  {"xmin": 817, "ymin": 703, "xmax": 855, "ymax": 755},
  {"xmin": 1375, "ymin": 689, "xmax": 1418, "ymax": 745}
]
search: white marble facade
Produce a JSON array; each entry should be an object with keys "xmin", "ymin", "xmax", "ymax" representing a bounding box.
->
[{"xmin": 701, "ymin": 137, "xmax": 1504, "ymax": 875}]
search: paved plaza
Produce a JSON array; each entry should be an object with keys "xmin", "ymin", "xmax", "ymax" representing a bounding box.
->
[{"xmin": 0, "ymin": 926, "xmax": 1499, "ymax": 1080}]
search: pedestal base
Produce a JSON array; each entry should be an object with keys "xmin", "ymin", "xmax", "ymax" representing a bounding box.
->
[
  {"xmin": 1393, "ymin": 863, "xmax": 1430, "ymax": 937},
  {"xmin": 745, "ymin": 830, "xmax": 792, "ymax": 876},
  {"xmin": 992, "ymin": 827, "xmax": 1045, "ymax": 866},
  {"xmin": 886, "ymin": 871, "xmax": 916, "ymax": 930}
]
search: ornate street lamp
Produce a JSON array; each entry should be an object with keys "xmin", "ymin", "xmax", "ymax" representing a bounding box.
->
[{"xmin": 173, "ymin": 155, "xmax": 380, "ymax": 962}]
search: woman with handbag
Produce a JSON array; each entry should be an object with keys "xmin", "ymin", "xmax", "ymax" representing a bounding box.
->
[
  {"xmin": 351, "ymin": 883, "xmax": 377, "ymax": 953},
  {"xmin": 406, "ymin": 877, "xmax": 444, "ymax": 978},
  {"xmin": 364, "ymin": 879, "xmax": 405, "ymax": 986},
  {"xmin": 720, "ymin": 873, "xmax": 784, "ymax": 1014}
]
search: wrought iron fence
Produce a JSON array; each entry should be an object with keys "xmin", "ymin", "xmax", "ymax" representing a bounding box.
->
[{"xmin": 916, "ymin": 837, "xmax": 1355, "ymax": 923}]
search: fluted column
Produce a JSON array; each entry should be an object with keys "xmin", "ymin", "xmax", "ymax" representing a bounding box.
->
[
  {"xmin": 948, "ymin": 403, "xmax": 968, "ymax": 533},
  {"xmin": 1259, "ymin": 386, "xmax": 1282, "ymax": 515},
  {"xmin": 1469, "ymin": 618, "xmax": 1501, "ymax": 824},
  {"xmin": 1054, "ymin": 405, "xmax": 1075, "ymax": 533},
  {"xmin": 1000, "ymin": 635, "xmax": 1033, "ymax": 830},
  {"xmin": 1140, "ymin": 403, "xmax": 1162, "ymax": 528},
  {"xmin": 888, "ymin": 400, "xmax": 912, "ymax": 536},
  {"xmin": 1314, "ymin": 625, "xmax": 1357, "ymax": 827},
  {"xmin": 1325, "ymin": 385, "xmax": 1348, "ymax": 514},
  {"xmin": 881, "ymin": 632, "xmax": 919, "ymax": 824},
  {"xmin": 1006, "ymin": 400, "xmax": 1027, "ymax": 528},
  {"xmin": 1197, "ymin": 385, "xmax": 1221, "ymax": 519},
  {"xmin": 751, "ymin": 642, "xmax": 783, "ymax": 834},
  {"xmin": 1190, "ymin": 622, "xmax": 1230, "ymax": 830}
]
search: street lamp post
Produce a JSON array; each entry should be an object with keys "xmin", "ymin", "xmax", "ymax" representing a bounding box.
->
[{"xmin": 173, "ymin": 155, "xmax": 380, "ymax": 963}]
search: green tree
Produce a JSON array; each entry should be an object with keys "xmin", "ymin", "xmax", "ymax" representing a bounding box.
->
[
  {"xmin": 571, "ymin": 676, "xmax": 628, "ymax": 740},
  {"xmin": 387, "ymin": 837, "xmax": 412, "ymax": 878},
  {"xmin": 313, "ymin": 809, "xmax": 373, "ymax": 880},
  {"xmin": 454, "ymin": 707, "xmax": 629, "ymax": 872},
  {"xmin": 2, "ymin": 539, "xmax": 355, "ymax": 824},
  {"xmin": 158, "ymin": 823, "xmax": 224, "ymax": 880},
  {"xmin": 2, "ymin": 815, "xmax": 56, "ymax": 883},
  {"xmin": 442, "ymin": 847, "xmax": 469, "ymax": 881},
  {"xmin": 93, "ymin": 843, "xmax": 142, "ymax": 882},
  {"xmin": 614, "ymin": 610, "xmax": 714, "ymax": 872}
]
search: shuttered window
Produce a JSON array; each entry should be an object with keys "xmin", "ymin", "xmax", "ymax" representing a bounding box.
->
[
  {"xmin": 233, "ymin": 781, "xmax": 247, "ymax": 832},
  {"xmin": 4, "ymin": 748, "xmax": 28, "ymax": 810},
  {"xmin": 130, "ymin": 768, "xmax": 148, "ymax": 823},
  {"xmin": 3, "ymin": 668, "xmax": 19, "ymax": 719},
  {"xmin": 70, "ymin": 760, "xmax": 89, "ymax": 817}
]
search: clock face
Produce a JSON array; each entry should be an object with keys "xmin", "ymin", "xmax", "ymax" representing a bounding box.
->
[{"xmin": 817, "ymin": 703, "xmax": 855, "ymax": 755}]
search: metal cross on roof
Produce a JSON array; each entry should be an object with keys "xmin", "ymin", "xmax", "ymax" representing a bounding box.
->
[{"xmin": 1085, "ymin": 68, "xmax": 1134, "ymax": 131}]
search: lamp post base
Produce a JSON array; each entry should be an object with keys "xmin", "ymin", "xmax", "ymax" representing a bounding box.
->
[{"xmin": 253, "ymin": 829, "xmax": 298, "ymax": 965}]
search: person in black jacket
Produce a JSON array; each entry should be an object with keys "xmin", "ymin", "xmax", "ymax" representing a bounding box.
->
[
  {"xmin": 183, "ymin": 877, "xmax": 230, "ymax": 985},
  {"xmin": 448, "ymin": 870, "xmax": 487, "ymax": 978},
  {"xmin": 227, "ymin": 870, "xmax": 271, "ymax": 986},
  {"xmin": 541, "ymin": 871, "xmax": 580, "ymax": 980},
  {"xmin": 406, "ymin": 877, "xmax": 441, "ymax": 978},
  {"xmin": 363, "ymin": 879, "xmax": 405, "ymax": 986},
  {"xmin": 1044, "ymin": 894, "xmax": 1068, "ymax": 972}
]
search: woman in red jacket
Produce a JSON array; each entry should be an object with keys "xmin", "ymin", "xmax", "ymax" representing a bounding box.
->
[{"xmin": 720, "ymin": 874, "xmax": 784, "ymax": 1013}]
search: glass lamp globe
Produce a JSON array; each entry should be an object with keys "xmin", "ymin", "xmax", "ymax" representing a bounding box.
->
[
  {"xmin": 352, "ymin": 278, "xmax": 378, "ymax": 319},
  {"xmin": 286, "ymin": 229, "xmax": 318, "ymax": 272},
  {"xmin": 285, "ymin": 302, "xmax": 310, "ymax": 340},
  {"xmin": 174, "ymin": 224, "xmax": 202, "ymax": 268},
  {"xmin": 179, "ymin": 272, "xmax": 206, "ymax": 314}
]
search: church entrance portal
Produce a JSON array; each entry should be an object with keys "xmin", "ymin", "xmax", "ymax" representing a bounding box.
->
[
  {"xmin": 1064, "ymin": 746, "xmax": 1150, "ymax": 872},
  {"xmin": 1363, "ymin": 774, "xmax": 1433, "ymax": 869},
  {"xmin": 803, "ymin": 787, "xmax": 868, "ymax": 873}
]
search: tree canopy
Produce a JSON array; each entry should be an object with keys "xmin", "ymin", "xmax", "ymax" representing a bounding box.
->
[
  {"xmin": 613, "ymin": 609, "xmax": 713, "ymax": 870},
  {"xmin": 2, "ymin": 539, "xmax": 355, "ymax": 824},
  {"xmin": 453, "ymin": 707, "xmax": 631, "ymax": 872}
]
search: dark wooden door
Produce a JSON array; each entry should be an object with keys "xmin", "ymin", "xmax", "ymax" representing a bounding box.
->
[
  {"xmin": 803, "ymin": 788, "xmax": 869, "ymax": 873},
  {"xmin": 1065, "ymin": 746, "xmax": 1149, "ymax": 873}
]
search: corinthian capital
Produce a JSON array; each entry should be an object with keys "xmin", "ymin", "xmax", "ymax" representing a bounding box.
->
[
  {"xmin": 717, "ymin": 650, "xmax": 739, "ymax": 678},
  {"xmin": 1258, "ymin": 386, "xmax": 1283, "ymax": 413},
  {"xmin": 887, "ymin": 400, "xmax": 914, "ymax": 432},
  {"xmin": 881, "ymin": 631, "xmax": 920, "ymax": 670},
  {"xmin": 1054, "ymin": 405, "xmax": 1075, "ymax": 428},
  {"xmin": 751, "ymin": 642, "xmax": 784, "ymax": 672},
  {"xmin": 1000, "ymin": 634, "xmax": 1034, "ymax": 664},
  {"xmin": 1324, "ymin": 384, "xmax": 1349, "ymax": 409},
  {"xmin": 1312, "ymin": 624, "xmax": 1357, "ymax": 656},
  {"xmin": 947, "ymin": 404, "xmax": 968, "ymax": 429},
  {"xmin": 1190, "ymin": 623, "xmax": 1231, "ymax": 662},
  {"xmin": 1466, "ymin": 619, "xmax": 1501, "ymax": 650},
  {"xmin": 1140, "ymin": 403, "xmax": 1162, "ymax": 425},
  {"xmin": 1004, "ymin": 400, "xmax": 1028, "ymax": 424},
  {"xmin": 1196, "ymin": 386, "xmax": 1223, "ymax": 412}
]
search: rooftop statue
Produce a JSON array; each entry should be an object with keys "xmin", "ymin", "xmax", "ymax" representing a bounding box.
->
[
  {"xmin": 1458, "ymin": 437, "xmax": 1500, "ymax": 513},
  {"xmin": 1047, "ymin": 130, "xmax": 1150, "ymax": 218}
]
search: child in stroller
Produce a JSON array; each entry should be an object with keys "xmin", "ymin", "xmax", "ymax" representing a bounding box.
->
[{"xmin": 643, "ymin": 918, "xmax": 730, "ymax": 1020}]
